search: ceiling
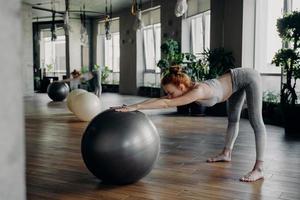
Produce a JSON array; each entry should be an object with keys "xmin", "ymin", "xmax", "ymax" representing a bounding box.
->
[{"xmin": 23, "ymin": 0, "xmax": 151, "ymax": 20}]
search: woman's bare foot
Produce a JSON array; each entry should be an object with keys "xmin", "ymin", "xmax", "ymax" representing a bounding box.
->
[
  {"xmin": 240, "ymin": 160, "xmax": 264, "ymax": 182},
  {"xmin": 207, "ymin": 148, "xmax": 232, "ymax": 163},
  {"xmin": 240, "ymin": 168, "xmax": 264, "ymax": 182}
]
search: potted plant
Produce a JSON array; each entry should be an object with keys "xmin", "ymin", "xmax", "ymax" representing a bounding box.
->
[
  {"xmin": 262, "ymin": 91, "xmax": 283, "ymax": 126},
  {"xmin": 272, "ymin": 11, "xmax": 300, "ymax": 137},
  {"xmin": 202, "ymin": 47, "xmax": 236, "ymax": 116},
  {"xmin": 99, "ymin": 65, "xmax": 119, "ymax": 93},
  {"xmin": 157, "ymin": 39, "xmax": 208, "ymax": 115}
]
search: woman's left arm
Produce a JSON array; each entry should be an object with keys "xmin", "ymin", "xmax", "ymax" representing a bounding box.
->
[{"xmin": 116, "ymin": 87, "xmax": 205, "ymax": 112}]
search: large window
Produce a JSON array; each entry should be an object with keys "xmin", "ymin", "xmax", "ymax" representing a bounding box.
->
[
  {"xmin": 181, "ymin": 0, "xmax": 210, "ymax": 57},
  {"xmin": 97, "ymin": 18, "xmax": 120, "ymax": 84},
  {"xmin": 293, "ymin": 0, "xmax": 300, "ymax": 11},
  {"xmin": 254, "ymin": 0, "xmax": 300, "ymax": 96},
  {"xmin": 140, "ymin": 7, "xmax": 161, "ymax": 87},
  {"xmin": 190, "ymin": 11, "xmax": 210, "ymax": 56},
  {"xmin": 143, "ymin": 24, "xmax": 161, "ymax": 72},
  {"xmin": 104, "ymin": 32, "xmax": 120, "ymax": 73},
  {"xmin": 255, "ymin": 0, "xmax": 300, "ymax": 73},
  {"xmin": 40, "ymin": 29, "xmax": 66, "ymax": 79}
]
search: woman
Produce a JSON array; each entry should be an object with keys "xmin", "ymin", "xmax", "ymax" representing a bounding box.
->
[
  {"xmin": 59, "ymin": 69, "xmax": 101, "ymax": 97},
  {"xmin": 116, "ymin": 66, "xmax": 266, "ymax": 182}
]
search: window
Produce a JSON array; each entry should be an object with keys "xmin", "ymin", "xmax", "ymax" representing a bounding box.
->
[
  {"xmin": 255, "ymin": 0, "xmax": 300, "ymax": 73},
  {"xmin": 182, "ymin": 0, "xmax": 210, "ymax": 56},
  {"xmin": 40, "ymin": 29, "xmax": 66, "ymax": 79},
  {"xmin": 138, "ymin": 7, "xmax": 161, "ymax": 87},
  {"xmin": 97, "ymin": 18, "xmax": 120, "ymax": 84},
  {"xmin": 182, "ymin": 11, "xmax": 210, "ymax": 57},
  {"xmin": 143, "ymin": 24, "xmax": 161, "ymax": 72},
  {"xmin": 293, "ymin": 0, "xmax": 300, "ymax": 11},
  {"xmin": 190, "ymin": 11, "xmax": 210, "ymax": 56},
  {"xmin": 104, "ymin": 32, "xmax": 120, "ymax": 73}
]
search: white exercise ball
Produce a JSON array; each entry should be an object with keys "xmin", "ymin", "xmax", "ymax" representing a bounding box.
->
[
  {"xmin": 67, "ymin": 89, "xmax": 87, "ymax": 112},
  {"xmin": 72, "ymin": 92, "xmax": 101, "ymax": 121}
]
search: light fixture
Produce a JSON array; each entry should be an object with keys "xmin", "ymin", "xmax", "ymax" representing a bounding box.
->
[
  {"xmin": 51, "ymin": 0, "xmax": 57, "ymax": 41},
  {"xmin": 80, "ymin": 3, "xmax": 89, "ymax": 45},
  {"xmin": 174, "ymin": 0, "xmax": 188, "ymax": 17},
  {"xmin": 131, "ymin": 0, "xmax": 138, "ymax": 15},
  {"xmin": 105, "ymin": 0, "xmax": 112, "ymax": 40},
  {"xmin": 63, "ymin": 10, "xmax": 71, "ymax": 34},
  {"xmin": 34, "ymin": 17, "xmax": 41, "ymax": 42},
  {"xmin": 132, "ymin": 0, "xmax": 144, "ymax": 31}
]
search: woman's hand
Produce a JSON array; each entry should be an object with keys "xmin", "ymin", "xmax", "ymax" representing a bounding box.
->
[{"xmin": 111, "ymin": 104, "xmax": 138, "ymax": 112}]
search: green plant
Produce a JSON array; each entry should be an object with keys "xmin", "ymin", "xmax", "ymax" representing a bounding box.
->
[
  {"xmin": 157, "ymin": 39, "xmax": 208, "ymax": 81},
  {"xmin": 202, "ymin": 48, "xmax": 236, "ymax": 79},
  {"xmin": 157, "ymin": 39, "xmax": 182, "ymax": 74},
  {"xmin": 46, "ymin": 64, "xmax": 53, "ymax": 72},
  {"xmin": 272, "ymin": 11, "xmax": 300, "ymax": 106},
  {"xmin": 81, "ymin": 66, "xmax": 89, "ymax": 73},
  {"xmin": 93, "ymin": 64, "xmax": 100, "ymax": 71},
  {"xmin": 101, "ymin": 65, "xmax": 112, "ymax": 84},
  {"xmin": 263, "ymin": 90, "xmax": 280, "ymax": 104},
  {"xmin": 182, "ymin": 53, "xmax": 209, "ymax": 82}
]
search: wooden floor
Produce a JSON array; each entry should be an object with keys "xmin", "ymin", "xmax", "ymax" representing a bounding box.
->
[{"xmin": 25, "ymin": 93, "xmax": 300, "ymax": 200}]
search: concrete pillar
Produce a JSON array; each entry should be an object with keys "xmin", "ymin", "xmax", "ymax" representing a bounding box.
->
[
  {"xmin": 160, "ymin": 0, "xmax": 182, "ymax": 44},
  {"xmin": 119, "ymin": 10, "xmax": 138, "ymax": 94},
  {"xmin": 0, "ymin": 0, "xmax": 26, "ymax": 199},
  {"xmin": 211, "ymin": 0, "xmax": 243, "ymax": 67},
  {"xmin": 118, "ymin": 0, "xmax": 182, "ymax": 94}
]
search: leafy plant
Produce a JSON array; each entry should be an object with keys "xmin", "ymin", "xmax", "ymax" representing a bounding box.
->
[
  {"xmin": 272, "ymin": 11, "xmax": 300, "ymax": 106},
  {"xmin": 46, "ymin": 64, "xmax": 53, "ymax": 72},
  {"xmin": 263, "ymin": 90, "xmax": 280, "ymax": 104},
  {"xmin": 101, "ymin": 65, "xmax": 112, "ymax": 84},
  {"xmin": 157, "ymin": 39, "xmax": 208, "ymax": 81},
  {"xmin": 81, "ymin": 66, "xmax": 89, "ymax": 73},
  {"xmin": 202, "ymin": 48, "xmax": 236, "ymax": 79},
  {"xmin": 157, "ymin": 38, "xmax": 236, "ymax": 82}
]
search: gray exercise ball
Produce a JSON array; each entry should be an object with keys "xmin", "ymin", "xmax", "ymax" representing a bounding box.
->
[
  {"xmin": 81, "ymin": 109, "xmax": 160, "ymax": 185},
  {"xmin": 47, "ymin": 82, "xmax": 69, "ymax": 101}
]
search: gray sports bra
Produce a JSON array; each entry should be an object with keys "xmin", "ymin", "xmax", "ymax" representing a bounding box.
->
[{"xmin": 196, "ymin": 79, "xmax": 224, "ymax": 107}]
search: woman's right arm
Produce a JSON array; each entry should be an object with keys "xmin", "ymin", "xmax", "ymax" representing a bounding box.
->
[{"xmin": 116, "ymin": 87, "xmax": 206, "ymax": 112}]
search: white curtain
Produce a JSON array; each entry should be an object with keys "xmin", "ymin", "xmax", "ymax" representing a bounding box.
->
[
  {"xmin": 142, "ymin": 24, "xmax": 161, "ymax": 71},
  {"xmin": 190, "ymin": 11, "xmax": 210, "ymax": 56}
]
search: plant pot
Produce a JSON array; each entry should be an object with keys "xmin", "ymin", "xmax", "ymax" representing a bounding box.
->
[
  {"xmin": 262, "ymin": 102, "xmax": 283, "ymax": 126},
  {"xmin": 102, "ymin": 84, "xmax": 119, "ymax": 93},
  {"xmin": 283, "ymin": 104, "xmax": 300, "ymax": 138}
]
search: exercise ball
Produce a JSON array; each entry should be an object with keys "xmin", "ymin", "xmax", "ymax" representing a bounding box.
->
[
  {"xmin": 66, "ymin": 89, "xmax": 87, "ymax": 112},
  {"xmin": 47, "ymin": 82, "xmax": 69, "ymax": 101},
  {"xmin": 72, "ymin": 92, "xmax": 101, "ymax": 121},
  {"xmin": 81, "ymin": 110, "xmax": 160, "ymax": 185}
]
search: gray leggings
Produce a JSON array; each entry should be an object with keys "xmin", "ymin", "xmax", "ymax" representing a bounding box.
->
[{"xmin": 226, "ymin": 68, "xmax": 267, "ymax": 161}]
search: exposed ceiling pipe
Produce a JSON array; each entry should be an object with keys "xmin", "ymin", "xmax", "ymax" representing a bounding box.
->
[
  {"xmin": 32, "ymin": 6, "xmax": 105, "ymax": 16},
  {"xmin": 32, "ymin": 6, "xmax": 64, "ymax": 15}
]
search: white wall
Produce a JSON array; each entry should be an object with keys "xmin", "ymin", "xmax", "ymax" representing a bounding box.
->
[
  {"xmin": 22, "ymin": 3, "xmax": 34, "ymax": 96},
  {"xmin": 0, "ymin": 0, "xmax": 26, "ymax": 199}
]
